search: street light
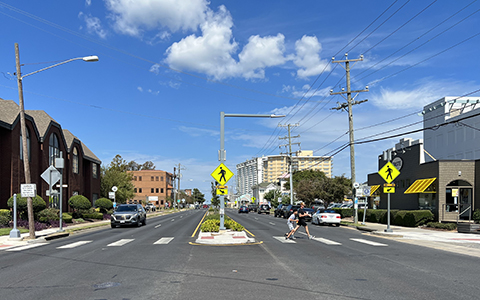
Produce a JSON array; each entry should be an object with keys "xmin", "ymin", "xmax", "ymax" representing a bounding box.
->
[
  {"xmin": 15, "ymin": 43, "xmax": 98, "ymax": 239},
  {"xmin": 218, "ymin": 112, "xmax": 285, "ymax": 230}
]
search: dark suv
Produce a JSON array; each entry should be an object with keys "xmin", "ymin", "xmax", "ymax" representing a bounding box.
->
[
  {"xmin": 281, "ymin": 204, "xmax": 300, "ymax": 218},
  {"xmin": 111, "ymin": 204, "xmax": 146, "ymax": 228},
  {"xmin": 274, "ymin": 204, "xmax": 284, "ymax": 217},
  {"xmin": 248, "ymin": 204, "xmax": 258, "ymax": 212},
  {"xmin": 258, "ymin": 204, "xmax": 270, "ymax": 214}
]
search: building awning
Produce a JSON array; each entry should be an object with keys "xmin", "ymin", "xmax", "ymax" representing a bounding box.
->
[
  {"xmin": 370, "ymin": 185, "xmax": 380, "ymax": 196},
  {"xmin": 405, "ymin": 178, "xmax": 436, "ymax": 194}
]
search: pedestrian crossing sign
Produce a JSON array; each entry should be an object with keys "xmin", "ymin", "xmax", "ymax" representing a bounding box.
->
[
  {"xmin": 378, "ymin": 161, "xmax": 400, "ymax": 184},
  {"xmin": 211, "ymin": 163, "xmax": 234, "ymax": 185}
]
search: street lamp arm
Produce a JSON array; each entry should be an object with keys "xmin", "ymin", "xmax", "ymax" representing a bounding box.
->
[
  {"xmin": 224, "ymin": 113, "xmax": 285, "ymax": 118},
  {"xmin": 21, "ymin": 55, "xmax": 99, "ymax": 79}
]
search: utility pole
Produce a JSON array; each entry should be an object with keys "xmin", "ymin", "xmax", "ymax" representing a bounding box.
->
[
  {"xmin": 177, "ymin": 163, "xmax": 186, "ymax": 208},
  {"xmin": 330, "ymin": 53, "xmax": 368, "ymax": 224},
  {"xmin": 279, "ymin": 123, "xmax": 300, "ymax": 205},
  {"xmin": 172, "ymin": 166, "xmax": 177, "ymax": 210}
]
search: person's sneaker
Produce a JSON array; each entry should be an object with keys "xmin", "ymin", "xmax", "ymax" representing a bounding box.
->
[
  {"xmin": 291, "ymin": 236, "xmax": 296, "ymax": 239},
  {"xmin": 288, "ymin": 236, "xmax": 294, "ymax": 240},
  {"xmin": 309, "ymin": 235, "xmax": 315, "ymax": 240}
]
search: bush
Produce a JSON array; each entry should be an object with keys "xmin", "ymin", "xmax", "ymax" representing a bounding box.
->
[
  {"xmin": 0, "ymin": 209, "xmax": 11, "ymax": 226},
  {"xmin": 201, "ymin": 219, "xmax": 219, "ymax": 232},
  {"xmin": 426, "ymin": 222, "xmax": 457, "ymax": 230},
  {"xmin": 473, "ymin": 209, "xmax": 480, "ymax": 223},
  {"xmin": 94, "ymin": 198, "xmax": 113, "ymax": 213},
  {"xmin": 360, "ymin": 209, "xmax": 434, "ymax": 227},
  {"xmin": 332, "ymin": 208, "xmax": 354, "ymax": 218},
  {"xmin": 7, "ymin": 195, "xmax": 47, "ymax": 219},
  {"xmin": 62, "ymin": 212, "xmax": 73, "ymax": 223},
  {"xmin": 68, "ymin": 195, "xmax": 92, "ymax": 211},
  {"xmin": 82, "ymin": 212, "xmax": 104, "ymax": 220},
  {"xmin": 37, "ymin": 208, "xmax": 60, "ymax": 223},
  {"xmin": 200, "ymin": 214, "xmax": 244, "ymax": 232}
]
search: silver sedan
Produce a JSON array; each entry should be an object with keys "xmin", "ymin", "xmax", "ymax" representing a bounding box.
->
[{"xmin": 311, "ymin": 209, "xmax": 341, "ymax": 226}]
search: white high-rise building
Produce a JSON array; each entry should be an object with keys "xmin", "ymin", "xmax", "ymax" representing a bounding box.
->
[{"xmin": 236, "ymin": 157, "xmax": 263, "ymax": 197}]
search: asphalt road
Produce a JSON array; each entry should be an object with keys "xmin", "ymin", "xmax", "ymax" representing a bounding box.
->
[{"xmin": 1, "ymin": 208, "xmax": 479, "ymax": 300}]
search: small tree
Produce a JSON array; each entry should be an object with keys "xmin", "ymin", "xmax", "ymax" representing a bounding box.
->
[
  {"xmin": 68, "ymin": 195, "xmax": 92, "ymax": 217},
  {"xmin": 94, "ymin": 197, "xmax": 113, "ymax": 213}
]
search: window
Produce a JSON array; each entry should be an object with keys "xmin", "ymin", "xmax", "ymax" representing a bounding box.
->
[
  {"xmin": 151, "ymin": 188, "xmax": 154, "ymax": 193},
  {"xmin": 161, "ymin": 188, "xmax": 164, "ymax": 193},
  {"xmin": 156, "ymin": 176, "xmax": 159, "ymax": 181},
  {"xmin": 151, "ymin": 176, "xmax": 154, "ymax": 181},
  {"xmin": 134, "ymin": 188, "xmax": 137, "ymax": 193},
  {"xmin": 92, "ymin": 164, "xmax": 98, "ymax": 179},
  {"xmin": 73, "ymin": 147, "xmax": 79, "ymax": 174},
  {"xmin": 161, "ymin": 176, "xmax": 164, "ymax": 181},
  {"xmin": 134, "ymin": 176, "xmax": 137, "ymax": 181},
  {"xmin": 49, "ymin": 133, "xmax": 60, "ymax": 165},
  {"xmin": 156, "ymin": 188, "xmax": 159, "ymax": 193},
  {"xmin": 139, "ymin": 176, "xmax": 142, "ymax": 181},
  {"xmin": 139, "ymin": 188, "xmax": 142, "ymax": 193},
  {"xmin": 20, "ymin": 129, "xmax": 31, "ymax": 161}
]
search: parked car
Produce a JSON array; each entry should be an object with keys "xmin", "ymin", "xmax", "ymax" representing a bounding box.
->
[
  {"xmin": 281, "ymin": 204, "xmax": 300, "ymax": 218},
  {"xmin": 312, "ymin": 209, "xmax": 341, "ymax": 226},
  {"xmin": 258, "ymin": 204, "xmax": 271, "ymax": 214},
  {"xmin": 238, "ymin": 206, "xmax": 249, "ymax": 214},
  {"xmin": 111, "ymin": 204, "xmax": 146, "ymax": 228},
  {"xmin": 303, "ymin": 208, "xmax": 314, "ymax": 222},
  {"xmin": 248, "ymin": 204, "xmax": 258, "ymax": 212},
  {"xmin": 145, "ymin": 203, "xmax": 156, "ymax": 212},
  {"xmin": 274, "ymin": 204, "xmax": 284, "ymax": 217}
]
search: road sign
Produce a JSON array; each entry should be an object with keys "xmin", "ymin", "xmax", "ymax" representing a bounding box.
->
[
  {"xmin": 384, "ymin": 183, "xmax": 395, "ymax": 193},
  {"xmin": 41, "ymin": 165, "xmax": 61, "ymax": 186},
  {"xmin": 378, "ymin": 162, "xmax": 400, "ymax": 184},
  {"xmin": 211, "ymin": 163, "xmax": 234, "ymax": 185},
  {"xmin": 252, "ymin": 197, "xmax": 256, "ymax": 203},
  {"xmin": 21, "ymin": 184, "xmax": 36, "ymax": 198},
  {"xmin": 216, "ymin": 187, "xmax": 228, "ymax": 195},
  {"xmin": 109, "ymin": 192, "xmax": 115, "ymax": 199},
  {"xmin": 112, "ymin": 186, "xmax": 118, "ymax": 192}
]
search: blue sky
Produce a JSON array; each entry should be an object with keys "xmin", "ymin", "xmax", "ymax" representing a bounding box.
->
[{"xmin": 1, "ymin": 0, "xmax": 479, "ymax": 198}]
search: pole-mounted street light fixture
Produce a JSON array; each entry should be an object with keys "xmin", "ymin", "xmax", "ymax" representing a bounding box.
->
[
  {"xmin": 15, "ymin": 43, "xmax": 98, "ymax": 239},
  {"xmin": 218, "ymin": 112, "xmax": 285, "ymax": 230}
]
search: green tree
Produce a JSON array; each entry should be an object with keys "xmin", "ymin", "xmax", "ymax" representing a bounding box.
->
[
  {"xmin": 100, "ymin": 155, "xmax": 135, "ymax": 203},
  {"xmin": 264, "ymin": 189, "xmax": 281, "ymax": 207},
  {"xmin": 141, "ymin": 161, "xmax": 155, "ymax": 170},
  {"xmin": 192, "ymin": 188, "xmax": 205, "ymax": 204},
  {"xmin": 326, "ymin": 175, "xmax": 352, "ymax": 203},
  {"xmin": 210, "ymin": 182, "xmax": 220, "ymax": 207}
]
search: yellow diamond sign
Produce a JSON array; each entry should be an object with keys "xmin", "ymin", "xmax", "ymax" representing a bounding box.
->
[
  {"xmin": 378, "ymin": 162, "xmax": 400, "ymax": 184},
  {"xmin": 211, "ymin": 163, "xmax": 234, "ymax": 185}
]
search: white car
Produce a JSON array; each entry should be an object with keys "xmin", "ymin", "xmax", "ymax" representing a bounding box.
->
[{"xmin": 312, "ymin": 209, "xmax": 341, "ymax": 226}]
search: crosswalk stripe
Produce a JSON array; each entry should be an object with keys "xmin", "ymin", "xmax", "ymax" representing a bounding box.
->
[
  {"xmin": 350, "ymin": 238, "xmax": 388, "ymax": 247},
  {"xmin": 57, "ymin": 241, "xmax": 92, "ymax": 249},
  {"xmin": 154, "ymin": 237, "xmax": 174, "ymax": 245},
  {"xmin": 107, "ymin": 239, "xmax": 134, "ymax": 247},
  {"xmin": 273, "ymin": 236, "xmax": 296, "ymax": 243},
  {"xmin": 312, "ymin": 237, "xmax": 342, "ymax": 245},
  {"xmin": 6, "ymin": 243, "xmax": 47, "ymax": 252}
]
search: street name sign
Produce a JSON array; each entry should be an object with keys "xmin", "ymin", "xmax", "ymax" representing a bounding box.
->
[
  {"xmin": 211, "ymin": 163, "xmax": 233, "ymax": 185},
  {"xmin": 378, "ymin": 162, "xmax": 400, "ymax": 184}
]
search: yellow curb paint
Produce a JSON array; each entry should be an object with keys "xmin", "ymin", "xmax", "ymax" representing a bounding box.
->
[{"xmin": 191, "ymin": 210, "xmax": 209, "ymax": 237}]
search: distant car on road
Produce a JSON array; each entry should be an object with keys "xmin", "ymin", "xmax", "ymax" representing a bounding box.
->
[
  {"xmin": 312, "ymin": 209, "xmax": 341, "ymax": 226},
  {"xmin": 238, "ymin": 206, "xmax": 249, "ymax": 214},
  {"xmin": 257, "ymin": 204, "xmax": 270, "ymax": 214},
  {"xmin": 303, "ymin": 208, "xmax": 314, "ymax": 222},
  {"xmin": 111, "ymin": 204, "xmax": 146, "ymax": 228},
  {"xmin": 145, "ymin": 203, "xmax": 156, "ymax": 212},
  {"xmin": 274, "ymin": 204, "xmax": 284, "ymax": 217},
  {"xmin": 248, "ymin": 204, "xmax": 258, "ymax": 212}
]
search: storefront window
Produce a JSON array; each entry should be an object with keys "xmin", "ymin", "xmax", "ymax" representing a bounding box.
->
[{"xmin": 418, "ymin": 194, "xmax": 436, "ymax": 212}]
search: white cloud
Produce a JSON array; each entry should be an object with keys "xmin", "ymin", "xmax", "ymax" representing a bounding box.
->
[
  {"xmin": 137, "ymin": 86, "xmax": 143, "ymax": 92},
  {"xmin": 370, "ymin": 78, "xmax": 476, "ymax": 110},
  {"xmin": 105, "ymin": 0, "xmax": 208, "ymax": 37},
  {"xmin": 293, "ymin": 35, "xmax": 331, "ymax": 79},
  {"xmin": 79, "ymin": 12, "xmax": 107, "ymax": 39},
  {"xmin": 85, "ymin": 0, "xmax": 91, "ymax": 6}
]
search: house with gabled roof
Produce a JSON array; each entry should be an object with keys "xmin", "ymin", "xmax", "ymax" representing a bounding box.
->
[{"xmin": 0, "ymin": 98, "xmax": 101, "ymax": 211}]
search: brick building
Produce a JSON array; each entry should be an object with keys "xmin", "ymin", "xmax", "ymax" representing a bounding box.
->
[
  {"xmin": 0, "ymin": 98, "xmax": 101, "ymax": 211},
  {"xmin": 128, "ymin": 170, "xmax": 174, "ymax": 208}
]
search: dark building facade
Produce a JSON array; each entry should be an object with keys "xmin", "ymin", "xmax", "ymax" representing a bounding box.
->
[
  {"xmin": 0, "ymin": 98, "xmax": 101, "ymax": 211},
  {"xmin": 368, "ymin": 138, "xmax": 477, "ymax": 222}
]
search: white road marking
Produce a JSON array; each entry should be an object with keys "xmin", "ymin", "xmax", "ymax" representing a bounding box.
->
[
  {"xmin": 350, "ymin": 238, "xmax": 388, "ymax": 247},
  {"xmin": 154, "ymin": 237, "xmax": 174, "ymax": 245},
  {"xmin": 273, "ymin": 236, "xmax": 296, "ymax": 243},
  {"xmin": 312, "ymin": 237, "xmax": 342, "ymax": 245},
  {"xmin": 57, "ymin": 241, "xmax": 92, "ymax": 249},
  {"xmin": 155, "ymin": 224, "xmax": 162, "ymax": 228},
  {"xmin": 269, "ymin": 222, "xmax": 275, "ymax": 225},
  {"xmin": 6, "ymin": 243, "xmax": 47, "ymax": 252},
  {"xmin": 171, "ymin": 219, "xmax": 175, "ymax": 222},
  {"xmin": 107, "ymin": 239, "xmax": 134, "ymax": 247}
]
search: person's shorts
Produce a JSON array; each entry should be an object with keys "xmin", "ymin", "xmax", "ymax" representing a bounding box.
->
[
  {"xmin": 298, "ymin": 219, "xmax": 308, "ymax": 227},
  {"xmin": 288, "ymin": 223, "xmax": 295, "ymax": 231}
]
